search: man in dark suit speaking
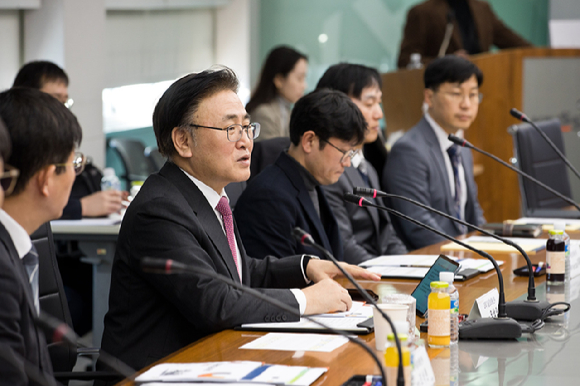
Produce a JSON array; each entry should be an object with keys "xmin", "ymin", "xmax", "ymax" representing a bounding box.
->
[
  {"xmin": 383, "ymin": 56, "xmax": 485, "ymax": 250},
  {"xmin": 100, "ymin": 67, "xmax": 380, "ymax": 372}
]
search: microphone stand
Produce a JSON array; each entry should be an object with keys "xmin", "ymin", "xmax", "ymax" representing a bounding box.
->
[
  {"xmin": 352, "ymin": 186, "xmax": 555, "ymax": 321},
  {"xmin": 344, "ymin": 193, "xmax": 522, "ymax": 339},
  {"xmin": 140, "ymin": 257, "xmax": 389, "ymax": 386},
  {"xmin": 510, "ymin": 108, "xmax": 580, "ymax": 181},
  {"xmin": 448, "ymin": 134, "xmax": 580, "ymax": 212},
  {"xmin": 292, "ymin": 228, "xmax": 405, "ymax": 386}
]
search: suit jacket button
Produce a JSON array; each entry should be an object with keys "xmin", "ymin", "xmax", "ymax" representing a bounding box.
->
[
  {"xmin": 264, "ymin": 315, "xmax": 270, "ymax": 322},
  {"xmin": 276, "ymin": 315, "xmax": 282, "ymax": 322},
  {"xmin": 282, "ymin": 315, "xmax": 288, "ymax": 321}
]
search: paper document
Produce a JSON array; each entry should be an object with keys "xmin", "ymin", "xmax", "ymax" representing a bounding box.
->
[
  {"xmin": 360, "ymin": 255, "xmax": 438, "ymax": 268},
  {"xmin": 239, "ymin": 301, "xmax": 373, "ymax": 334},
  {"xmin": 241, "ymin": 332, "xmax": 348, "ymax": 352},
  {"xmin": 513, "ymin": 217, "xmax": 580, "ymax": 231},
  {"xmin": 441, "ymin": 236, "xmax": 546, "ymax": 254},
  {"xmin": 136, "ymin": 361, "xmax": 326, "ymax": 385}
]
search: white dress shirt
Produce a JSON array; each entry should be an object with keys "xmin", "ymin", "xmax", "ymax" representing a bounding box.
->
[
  {"xmin": 0, "ymin": 209, "xmax": 32, "ymax": 260},
  {"xmin": 425, "ymin": 112, "xmax": 468, "ymax": 221}
]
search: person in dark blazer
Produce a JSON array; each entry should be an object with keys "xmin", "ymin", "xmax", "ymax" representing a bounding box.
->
[
  {"xmin": 397, "ymin": 0, "xmax": 531, "ymax": 68},
  {"xmin": 0, "ymin": 87, "xmax": 83, "ymax": 386},
  {"xmin": 99, "ymin": 68, "xmax": 379, "ymax": 373},
  {"xmin": 235, "ymin": 89, "xmax": 366, "ymax": 261},
  {"xmin": 383, "ymin": 56, "xmax": 485, "ymax": 250},
  {"xmin": 316, "ymin": 63, "xmax": 407, "ymax": 264}
]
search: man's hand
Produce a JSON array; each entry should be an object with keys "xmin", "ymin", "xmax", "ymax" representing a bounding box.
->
[
  {"xmin": 302, "ymin": 278, "xmax": 352, "ymax": 315},
  {"xmin": 81, "ymin": 190, "xmax": 123, "ymax": 217},
  {"xmin": 306, "ymin": 259, "xmax": 381, "ymax": 283}
]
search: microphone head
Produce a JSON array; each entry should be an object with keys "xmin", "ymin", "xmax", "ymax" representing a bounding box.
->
[
  {"xmin": 141, "ymin": 257, "xmax": 175, "ymax": 274},
  {"xmin": 292, "ymin": 227, "xmax": 314, "ymax": 245},
  {"xmin": 448, "ymin": 134, "xmax": 472, "ymax": 148},
  {"xmin": 343, "ymin": 193, "xmax": 371, "ymax": 207},
  {"xmin": 353, "ymin": 186, "xmax": 377, "ymax": 198},
  {"xmin": 510, "ymin": 108, "xmax": 528, "ymax": 122}
]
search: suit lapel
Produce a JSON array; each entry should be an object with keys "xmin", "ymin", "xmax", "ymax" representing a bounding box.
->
[
  {"xmin": 0, "ymin": 224, "xmax": 38, "ymax": 324},
  {"xmin": 159, "ymin": 163, "xmax": 241, "ymax": 283},
  {"xmin": 344, "ymin": 167, "xmax": 380, "ymax": 232}
]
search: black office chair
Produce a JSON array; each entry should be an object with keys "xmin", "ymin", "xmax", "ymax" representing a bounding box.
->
[
  {"xmin": 509, "ymin": 118, "xmax": 579, "ymax": 218},
  {"xmin": 108, "ymin": 138, "xmax": 157, "ymax": 188},
  {"xmin": 33, "ymin": 223, "xmax": 118, "ymax": 383},
  {"xmin": 144, "ymin": 146, "xmax": 166, "ymax": 171}
]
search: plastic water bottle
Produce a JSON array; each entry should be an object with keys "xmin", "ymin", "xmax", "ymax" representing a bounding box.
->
[
  {"xmin": 440, "ymin": 271, "xmax": 458, "ymax": 344},
  {"xmin": 407, "ymin": 53, "xmax": 423, "ymax": 69},
  {"xmin": 101, "ymin": 167, "xmax": 121, "ymax": 192}
]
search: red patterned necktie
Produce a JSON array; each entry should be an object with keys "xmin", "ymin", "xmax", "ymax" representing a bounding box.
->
[{"xmin": 216, "ymin": 196, "xmax": 242, "ymax": 281}]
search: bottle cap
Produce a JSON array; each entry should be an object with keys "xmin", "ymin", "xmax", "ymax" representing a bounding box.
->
[
  {"xmin": 387, "ymin": 333, "xmax": 408, "ymax": 342},
  {"xmin": 549, "ymin": 229, "xmax": 564, "ymax": 236},
  {"xmin": 131, "ymin": 180, "xmax": 144, "ymax": 187},
  {"xmin": 430, "ymin": 281, "xmax": 449, "ymax": 289},
  {"xmin": 439, "ymin": 271, "xmax": 455, "ymax": 284},
  {"xmin": 103, "ymin": 167, "xmax": 116, "ymax": 177}
]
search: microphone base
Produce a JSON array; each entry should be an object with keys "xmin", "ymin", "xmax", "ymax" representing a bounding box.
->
[
  {"xmin": 505, "ymin": 300, "xmax": 552, "ymax": 321},
  {"xmin": 459, "ymin": 317, "xmax": 522, "ymax": 339}
]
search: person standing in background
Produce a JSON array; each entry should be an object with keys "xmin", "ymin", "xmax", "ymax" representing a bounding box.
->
[
  {"xmin": 397, "ymin": 0, "xmax": 531, "ymax": 68},
  {"xmin": 246, "ymin": 46, "xmax": 308, "ymax": 140}
]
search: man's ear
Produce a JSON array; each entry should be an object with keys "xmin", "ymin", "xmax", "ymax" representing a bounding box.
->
[
  {"xmin": 300, "ymin": 131, "xmax": 317, "ymax": 154},
  {"xmin": 424, "ymin": 88, "xmax": 434, "ymax": 109},
  {"xmin": 35, "ymin": 165, "xmax": 56, "ymax": 197},
  {"xmin": 172, "ymin": 127, "xmax": 193, "ymax": 158}
]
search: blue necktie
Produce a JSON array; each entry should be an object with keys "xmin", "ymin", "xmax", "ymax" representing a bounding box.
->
[
  {"xmin": 22, "ymin": 245, "xmax": 40, "ymax": 315},
  {"xmin": 447, "ymin": 145, "xmax": 463, "ymax": 222}
]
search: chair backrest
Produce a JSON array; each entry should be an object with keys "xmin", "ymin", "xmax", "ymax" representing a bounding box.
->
[
  {"xmin": 32, "ymin": 223, "xmax": 77, "ymax": 373},
  {"xmin": 144, "ymin": 146, "xmax": 166, "ymax": 171},
  {"xmin": 108, "ymin": 138, "xmax": 157, "ymax": 186},
  {"xmin": 250, "ymin": 137, "xmax": 291, "ymax": 182},
  {"xmin": 510, "ymin": 118, "xmax": 573, "ymax": 215}
]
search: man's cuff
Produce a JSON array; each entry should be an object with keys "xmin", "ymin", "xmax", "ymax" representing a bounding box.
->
[
  {"xmin": 300, "ymin": 254, "xmax": 320, "ymax": 284},
  {"xmin": 290, "ymin": 288, "xmax": 306, "ymax": 315}
]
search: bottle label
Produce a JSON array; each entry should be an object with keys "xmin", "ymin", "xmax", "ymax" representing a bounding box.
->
[
  {"xmin": 428, "ymin": 309, "xmax": 450, "ymax": 336},
  {"xmin": 450, "ymin": 299, "xmax": 458, "ymax": 314},
  {"xmin": 546, "ymin": 251, "xmax": 565, "ymax": 274}
]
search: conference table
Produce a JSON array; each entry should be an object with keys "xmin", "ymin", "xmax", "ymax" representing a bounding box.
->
[{"xmin": 113, "ymin": 231, "xmax": 577, "ymax": 385}]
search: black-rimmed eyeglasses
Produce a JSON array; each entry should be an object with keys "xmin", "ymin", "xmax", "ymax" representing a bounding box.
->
[
  {"xmin": 320, "ymin": 138, "xmax": 359, "ymax": 164},
  {"xmin": 188, "ymin": 122, "xmax": 261, "ymax": 142},
  {"xmin": 1, "ymin": 165, "xmax": 19, "ymax": 196},
  {"xmin": 54, "ymin": 152, "xmax": 87, "ymax": 176}
]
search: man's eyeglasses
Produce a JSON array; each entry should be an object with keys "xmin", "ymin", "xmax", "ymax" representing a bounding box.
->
[
  {"xmin": 188, "ymin": 122, "xmax": 261, "ymax": 142},
  {"xmin": 54, "ymin": 152, "xmax": 87, "ymax": 176},
  {"xmin": 438, "ymin": 91, "xmax": 483, "ymax": 104},
  {"xmin": 320, "ymin": 138, "xmax": 359, "ymax": 164},
  {"xmin": 1, "ymin": 165, "xmax": 19, "ymax": 196}
]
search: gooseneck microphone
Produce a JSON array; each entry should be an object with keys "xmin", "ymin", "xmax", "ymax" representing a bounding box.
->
[
  {"xmin": 352, "ymin": 186, "xmax": 557, "ymax": 322},
  {"xmin": 448, "ymin": 134, "xmax": 580, "ymax": 212},
  {"xmin": 140, "ymin": 257, "xmax": 389, "ymax": 386},
  {"xmin": 35, "ymin": 312, "xmax": 135, "ymax": 381},
  {"xmin": 510, "ymin": 108, "xmax": 580, "ymax": 181},
  {"xmin": 344, "ymin": 193, "xmax": 522, "ymax": 339},
  {"xmin": 292, "ymin": 227, "xmax": 405, "ymax": 386}
]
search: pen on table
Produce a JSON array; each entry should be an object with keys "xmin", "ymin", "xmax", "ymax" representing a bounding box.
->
[{"xmin": 535, "ymin": 262, "xmax": 544, "ymax": 273}]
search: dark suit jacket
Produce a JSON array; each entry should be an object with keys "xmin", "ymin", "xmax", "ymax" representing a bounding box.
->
[
  {"xmin": 100, "ymin": 162, "xmax": 305, "ymax": 371},
  {"xmin": 235, "ymin": 152, "xmax": 343, "ymax": 261},
  {"xmin": 383, "ymin": 117, "xmax": 485, "ymax": 249},
  {"xmin": 397, "ymin": 0, "xmax": 531, "ymax": 68},
  {"xmin": 0, "ymin": 223, "xmax": 54, "ymax": 386},
  {"xmin": 324, "ymin": 162, "xmax": 408, "ymax": 264}
]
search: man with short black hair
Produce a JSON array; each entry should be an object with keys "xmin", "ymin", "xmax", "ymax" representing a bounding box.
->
[
  {"xmin": 383, "ymin": 55, "xmax": 485, "ymax": 249},
  {"xmin": 235, "ymin": 88, "xmax": 366, "ymax": 260},
  {"xmin": 0, "ymin": 87, "xmax": 83, "ymax": 385},
  {"xmin": 100, "ymin": 67, "xmax": 379, "ymax": 372},
  {"xmin": 316, "ymin": 63, "xmax": 407, "ymax": 264}
]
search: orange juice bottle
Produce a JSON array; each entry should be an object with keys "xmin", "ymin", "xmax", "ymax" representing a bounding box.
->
[
  {"xmin": 428, "ymin": 281, "xmax": 450, "ymax": 348},
  {"xmin": 384, "ymin": 333, "xmax": 411, "ymax": 386}
]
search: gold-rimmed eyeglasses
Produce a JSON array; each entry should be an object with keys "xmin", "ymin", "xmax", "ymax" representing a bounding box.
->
[
  {"xmin": 1, "ymin": 164, "xmax": 20, "ymax": 196},
  {"xmin": 320, "ymin": 138, "xmax": 359, "ymax": 164},
  {"xmin": 188, "ymin": 122, "xmax": 261, "ymax": 142},
  {"xmin": 54, "ymin": 152, "xmax": 86, "ymax": 176}
]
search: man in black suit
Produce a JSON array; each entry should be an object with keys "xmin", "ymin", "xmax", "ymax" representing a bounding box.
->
[
  {"xmin": 0, "ymin": 88, "xmax": 83, "ymax": 386},
  {"xmin": 235, "ymin": 89, "xmax": 366, "ymax": 260},
  {"xmin": 100, "ymin": 67, "xmax": 379, "ymax": 372},
  {"xmin": 317, "ymin": 63, "xmax": 407, "ymax": 264}
]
